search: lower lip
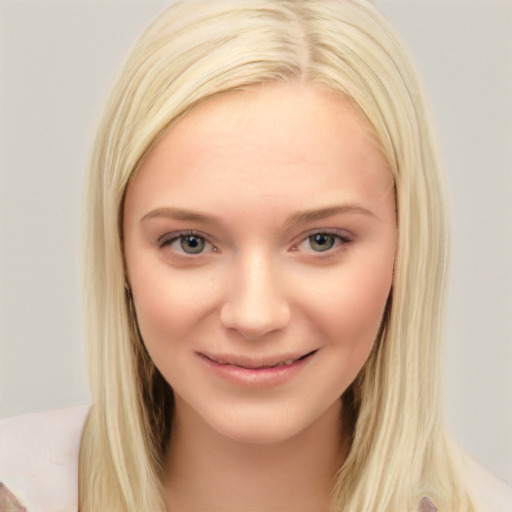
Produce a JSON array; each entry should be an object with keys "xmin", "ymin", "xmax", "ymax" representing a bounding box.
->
[{"xmin": 197, "ymin": 353, "xmax": 315, "ymax": 388}]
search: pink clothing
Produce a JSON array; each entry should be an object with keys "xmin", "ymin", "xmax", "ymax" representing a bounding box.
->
[
  {"xmin": 0, "ymin": 406, "xmax": 511, "ymax": 511},
  {"xmin": 0, "ymin": 406, "xmax": 88, "ymax": 512}
]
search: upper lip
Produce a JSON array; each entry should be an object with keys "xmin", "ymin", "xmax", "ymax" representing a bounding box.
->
[{"xmin": 198, "ymin": 350, "xmax": 317, "ymax": 369}]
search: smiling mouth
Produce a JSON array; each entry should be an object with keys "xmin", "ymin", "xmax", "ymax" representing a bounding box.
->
[{"xmin": 200, "ymin": 350, "xmax": 317, "ymax": 370}]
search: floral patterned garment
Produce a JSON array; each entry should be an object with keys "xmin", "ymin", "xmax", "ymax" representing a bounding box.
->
[
  {"xmin": 0, "ymin": 483, "xmax": 27, "ymax": 512},
  {"xmin": 418, "ymin": 496, "xmax": 438, "ymax": 511}
]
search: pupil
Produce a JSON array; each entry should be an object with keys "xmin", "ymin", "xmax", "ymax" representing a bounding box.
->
[
  {"xmin": 181, "ymin": 236, "xmax": 204, "ymax": 254},
  {"xmin": 310, "ymin": 234, "xmax": 335, "ymax": 252}
]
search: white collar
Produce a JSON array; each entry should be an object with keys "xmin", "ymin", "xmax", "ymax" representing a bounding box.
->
[{"xmin": 0, "ymin": 405, "xmax": 90, "ymax": 512}]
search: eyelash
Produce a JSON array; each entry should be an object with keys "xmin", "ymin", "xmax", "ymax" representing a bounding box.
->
[
  {"xmin": 293, "ymin": 228, "xmax": 353, "ymax": 255},
  {"xmin": 157, "ymin": 230, "xmax": 217, "ymax": 254},
  {"xmin": 157, "ymin": 229, "xmax": 353, "ymax": 256}
]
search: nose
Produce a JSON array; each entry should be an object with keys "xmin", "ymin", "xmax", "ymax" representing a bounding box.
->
[{"xmin": 220, "ymin": 252, "xmax": 291, "ymax": 340}]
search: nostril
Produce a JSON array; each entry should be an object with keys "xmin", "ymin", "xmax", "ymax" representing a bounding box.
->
[
  {"xmin": 219, "ymin": 263, "xmax": 291, "ymax": 339},
  {"xmin": 219, "ymin": 297, "xmax": 291, "ymax": 340}
]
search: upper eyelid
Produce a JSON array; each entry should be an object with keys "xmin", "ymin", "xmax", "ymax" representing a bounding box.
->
[
  {"xmin": 157, "ymin": 229, "xmax": 215, "ymax": 246},
  {"xmin": 157, "ymin": 232, "xmax": 218, "ymax": 257},
  {"xmin": 289, "ymin": 229, "xmax": 354, "ymax": 256},
  {"xmin": 293, "ymin": 227, "xmax": 354, "ymax": 244},
  {"xmin": 155, "ymin": 228, "xmax": 353, "ymax": 252}
]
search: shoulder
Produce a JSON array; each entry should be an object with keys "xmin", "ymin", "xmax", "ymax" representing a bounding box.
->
[
  {"xmin": 0, "ymin": 404, "xmax": 90, "ymax": 512},
  {"xmin": 457, "ymin": 448, "xmax": 512, "ymax": 512}
]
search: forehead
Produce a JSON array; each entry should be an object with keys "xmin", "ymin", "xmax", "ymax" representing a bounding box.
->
[
  {"xmin": 127, "ymin": 82, "xmax": 393, "ymax": 217},
  {"xmin": 150, "ymin": 82, "xmax": 383, "ymax": 165}
]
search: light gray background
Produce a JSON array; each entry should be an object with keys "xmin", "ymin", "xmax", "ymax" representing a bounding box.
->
[{"xmin": 1, "ymin": 0, "xmax": 511, "ymax": 484}]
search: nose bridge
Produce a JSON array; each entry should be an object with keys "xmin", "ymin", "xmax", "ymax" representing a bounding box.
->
[{"xmin": 220, "ymin": 248, "xmax": 290, "ymax": 339}]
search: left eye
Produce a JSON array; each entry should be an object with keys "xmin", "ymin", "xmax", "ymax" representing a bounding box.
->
[{"xmin": 296, "ymin": 231, "xmax": 350, "ymax": 253}]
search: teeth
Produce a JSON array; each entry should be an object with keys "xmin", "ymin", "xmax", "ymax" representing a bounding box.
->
[
  {"xmin": 268, "ymin": 359, "xmax": 296, "ymax": 368},
  {"xmin": 208, "ymin": 355, "xmax": 301, "ymax": 368}
]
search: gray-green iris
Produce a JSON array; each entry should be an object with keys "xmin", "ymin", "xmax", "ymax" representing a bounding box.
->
[
  {"xmin": 309, "ymin": 234, "xmax": 335, "ymax": 252},
  {"xmin": 180, "ymin": 235, "xmax": 205, "ymax": 254}
]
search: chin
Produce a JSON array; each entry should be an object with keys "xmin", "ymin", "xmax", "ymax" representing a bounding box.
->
[
  {"xmin": 213, "ymin": 419, "xmax": 304, "ymax": 445},
  {"xmin": 200, "ymin": 401, "xmax": 324, "ymax": 446}
]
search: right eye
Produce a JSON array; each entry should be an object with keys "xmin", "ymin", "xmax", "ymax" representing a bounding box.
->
[
  {"xmin": 176, "ymin": 234, "xmax": 206, "ymax": 254},
  {"xmin": 307, "ymin": 233, "xmax": 338, "ymax": 252},
  {"xmin": 158, "ymin": 231, "xmax": 217, "ymax": 256}
]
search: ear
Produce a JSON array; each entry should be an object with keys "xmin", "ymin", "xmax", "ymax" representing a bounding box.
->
[{"xmin": 417, "ymin": 496, "xmax": 438, "ymax": 512}]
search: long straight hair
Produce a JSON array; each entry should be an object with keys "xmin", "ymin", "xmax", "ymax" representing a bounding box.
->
[{"xmin": 80, "ymin": 1, "xmax": 475, "ymax": 510}]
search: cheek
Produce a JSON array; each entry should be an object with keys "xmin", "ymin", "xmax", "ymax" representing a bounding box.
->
[
  {"xmin": 132, "ymin": 277, "xmax": 192, "ymax": 342},
  {"xmin": 127, "ymin": 257, "xmax": 220, "ymax": 360},
  {"xmin": 339, "ymin": 265, "xmax": 392, "ymax": 335},
  {"xmin": 129, "ymin": 276, "xmax": 201, "ymax": 384},
  {"xmin": 301, "ymin": 252, "xmax": 393, "ymax": 367}
]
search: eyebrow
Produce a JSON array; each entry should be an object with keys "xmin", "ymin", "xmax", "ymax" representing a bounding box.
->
[
  {"xmin": 141, "ymin": 204, "xmax": 376, "ymax": 225},
  {"xmin": 141, "ymin": 207, "xmax": 223, "ymax": 224},
  {"xmin": 284, "ymin": 204, "xmax": 377, "ymax": 226}
]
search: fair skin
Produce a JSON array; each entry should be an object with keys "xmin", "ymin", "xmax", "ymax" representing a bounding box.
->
[{"xmin": 123, "ymin": 83, "xmax": 396, "ymax": 511}]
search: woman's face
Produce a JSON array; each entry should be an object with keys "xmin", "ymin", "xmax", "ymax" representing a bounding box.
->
[{"xmin": 124, "ymin": 83, "xmax": 396, "ymax": 444}]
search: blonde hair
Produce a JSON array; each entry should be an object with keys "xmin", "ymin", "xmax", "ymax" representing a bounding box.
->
[{"xmin": 80, "ymin": 1, "xmax": 474, "ymax": 510}]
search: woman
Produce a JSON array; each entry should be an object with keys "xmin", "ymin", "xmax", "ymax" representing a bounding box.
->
[{"xmin": 0, "ymin": 1, "xmax": 510, "ymax": 511}]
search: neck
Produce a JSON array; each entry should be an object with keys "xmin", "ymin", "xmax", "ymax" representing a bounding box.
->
[{"xmin": 164, "ymin": 398, "xmax": 348, "ymax": 512}]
